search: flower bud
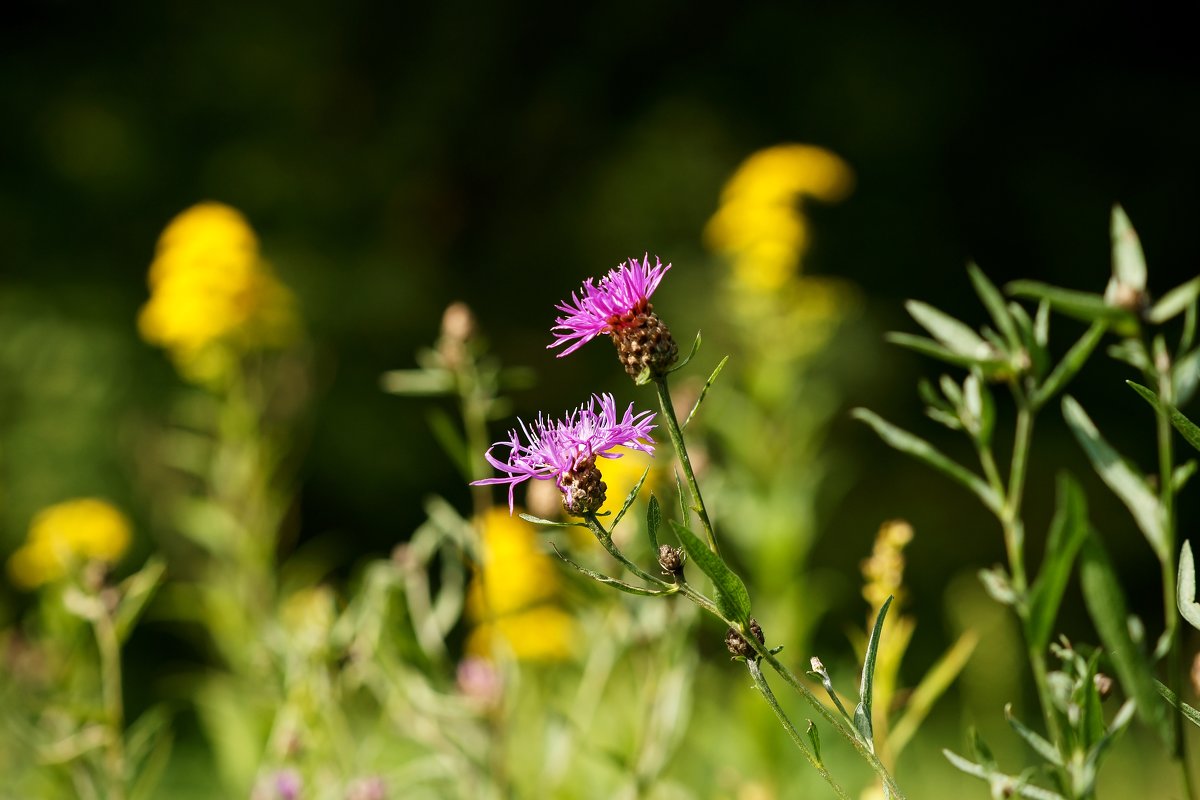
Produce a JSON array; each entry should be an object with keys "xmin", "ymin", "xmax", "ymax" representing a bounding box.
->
[{"xmin": 657, "ymin": 544, "xmax": 685, "ymax": 578}]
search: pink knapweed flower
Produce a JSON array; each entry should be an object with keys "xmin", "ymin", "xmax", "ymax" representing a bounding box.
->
[
  {"xmin": 472, "ymin": 393, "xmax": 656, "ymax": 514},
  {"xmin": 549, "ymin": 254, "xmax": 671, "ymax": 357}
]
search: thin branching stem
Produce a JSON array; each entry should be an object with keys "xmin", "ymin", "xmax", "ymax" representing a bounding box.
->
[
  {"xmin": 93, "ymin": 609, "xmax": 125, "ymax": 800},
  {"xmin": 746, "ymin": 659, "xmax": 851, "ymax": 800},
  {"xmin": 653, "ymin": 376, "xmax": 721, "ymax": 557}
]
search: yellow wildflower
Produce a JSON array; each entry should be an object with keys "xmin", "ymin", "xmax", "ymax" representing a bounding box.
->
[
  {"xmin": 861, "ymin": 519, "xmax": 914, "ymax": 611},
  {"xmin": 705, "ymin": 144, "xmax": 853, "ymax": 293},
  {"xmin": 465, "ymin": 507, "xmax": 574, "ymax": 662},
  {"xmin": 138, "ymin": 202, "xmax": 299, "ymax": 384},
  {"xmin": 7, "ymin": 498, "xmax": 132, "ymax": 590}
]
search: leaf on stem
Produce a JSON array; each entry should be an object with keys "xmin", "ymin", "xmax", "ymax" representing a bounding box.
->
[
  {"xmin": 669, "ymin": 520, "xmax": 751, "ymax": 625},
  {"xmin": 115, "ymin": 556, "xmax": 168, "ymax": 643},
  {"xmin": 1027, "ymin": 474, "xmax": 1090, "ymax": 650},
  {"xmin": 1030, "ymin": 323, "xmax": 1106, "ymax": 410},
  {"xmin": 611, "ymin": 467, "xmax": 651, "ymax": 530},
  {"xmin": 1175, "ymin": 348, "xmax": 1200, "ymax": 407},
  {"xmin": 1156, "ymin": 680, "xmax": 1200, "ymax": 729},
  {"xmin": 1006, "ymin": 281, "xmax": 1138, "ymax": 335},
  {"xmin": 551, "ymin": 545, "xmax": 670, "ymax": 596},
  {"xmin": 969, "ymin": 263, "xmax": 1021, "ymax": 352},
  {"xmin": 805, "ymin": 720, "xmax": 822, "ymax": 764},
  {"xmin": 667, "ymin": 330, "xmax": 703, "ymax": 375},
  {"xmin": 1177, "ymin": 541, "xmax": 1200, "ymax": 632},
  {"xmin": 1147, "ymin": 276, "xmax": 1200, "ymax": 325},
  {"xmin": 646, "ymin": 494, "xmax": 662, "ymax": 552},
  {"xmin": 1061, "ymin": 396, "xmax": 1167, "ymax": 561},
  {"xmin": 1004, "ymin": 704, "xmax": 1062, "ymax": 766},
  {"xmin": 518, "ymin": 513, "xmax": 587, "ymax": 529},
  {"xmin": 853, "ymin": 595, "xmax": 893, "ymax": 748},
  {"xmin": 1079, "ymin": 534, "xmax": 1172, "ymax": 747},
  {"xmin": 851, "ymin": 409, "xmax": 1002, "ymax": 514},
  {"xmin": 885, "ymin": 332, "xmax": 1008, "ymax": 374},
  {"xmin": 1127, "ymin": 381, "xmax": 1200, "ymax": 454},
  {"xmin": 905, "ymin": 301, "xmax": 991, "ymax": 358},
  {"xmin": 683, "ymin": 355, "xmax": 730, "ymax": 429},
  {"xmin": 942, "ymin": 750, "xmax": 1067, "ymax": 800}
]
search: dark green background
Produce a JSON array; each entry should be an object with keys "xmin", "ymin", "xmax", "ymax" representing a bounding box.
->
[{"xmin": 3, "ymin": 2, "xmax": 1198, "ymax": 673}]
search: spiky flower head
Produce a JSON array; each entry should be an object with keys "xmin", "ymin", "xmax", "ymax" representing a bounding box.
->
[
  {"xmin": 472, "ymin": 393, "xmax": 656, "ymax": 515},
  {"xmin": 550, "ymin": 255, "xmax": 678, "ymax": 379}
]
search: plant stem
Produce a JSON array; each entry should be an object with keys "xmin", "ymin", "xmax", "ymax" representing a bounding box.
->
[
  {"xmin": 584, "ymin": 514, "xmax": 668, "ymax": 587},
  {"xmin": 653, "ymin": 376, "xmax": 721, "ymax": 557},
  {"xmin": 93, "ymin": 609, "xmax": 125, "ymax": 800},
  {"xmin": 1154, "ymin": 363, "xmax": 1195, "ymax": 800},
  {"xmin": 746, "ymin": 659, "xmax": 851, "ymax": 800}
]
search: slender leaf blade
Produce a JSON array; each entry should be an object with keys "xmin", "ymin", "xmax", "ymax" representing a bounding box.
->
[
  {"xmin": 1178, "ymin": 541, "xmax": 1200, "ymax": 632},
  {"xmin": 646, "ymin": 494, "xmax": 662, "ymax": 553},
  {"xmin": 968, "ymin": 263, "xmax": 1020, "ymax": 351},
  {"xmin": 853, "ymin": 595, "xmax": 893, "ymax": 747},
  {"xmin": 1062, "ymin": 396, "xmax": 1166, "ymax": 560},
  {"xmin": 1079, "ymin": 535, "xmax": 1171, "ymax": 746},
  {"xmin": 852, "ymin": 409, "xmax": 1001, "ymax": 513},
  {"xmin": 683, "ymin": 355, "xmax": 729, "ymax": 429},
  {"xmin": 1007, "ymin": 280, "xmax": 1137, "ymax": 333},
  {"xmin": 1027, "ymin": 474, "xmax": 1090, "ymax": 650},
  {"xmin": 1128, "ymin": 381, "xmax": 1200, "ymax": 454},
  {"xmin": 886, "ymin": 332, "xmax": 1006, "ymax": 372},
  {"xmin": 611, "ymin": 467, "xmax": 651, "ymax": 529},
  {"xmin": 551, "ymin": 545, "xmax": 670, "ymax": 596},
  {"xmin": 905, "ymin": 301, "xmax": 991, "ymax": 357},
  {"xmin": 669, "ymin": 520, "xmax": 751, "ymax": 624},
  {"xmin": 1147, "ymin": 276, "xmax": 1200, "ymax": 325},
  {"xmin": 1004, "ymin": 704, "xmax": 1062, "ymax": 766},
  {"xmin": 1030, "ymin": 322, "xmax": 1106, "ymax": 410}
]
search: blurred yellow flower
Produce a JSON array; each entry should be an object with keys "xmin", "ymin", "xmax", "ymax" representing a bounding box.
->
[
  {"xmin": 705, "ymin": 144, "xmax": 853, "ymax": 293},
  {"xmin": 7, "ymin": 498, "xmax": 132, "ymax": 590},
  {"xmin": 466, "ymin": 507, "xmax": 574, "ymax": 662},
  {"xmin": 138, "ymin": 202, "xmax": 299, "ymax": 384}
]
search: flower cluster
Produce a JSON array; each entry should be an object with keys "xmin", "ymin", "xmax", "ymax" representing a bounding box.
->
[
  {"xmin": 550, "ymin": 255, "xmax": 678, "ymax": 379},
  {"xmin": 7, "ymin": 498, "xmax": 132, "ymax": 589},
  {"xmin": 464, "ymin": 508, "xmax": 575, "ymax": 662},
  {"xmin": 138, "ymin": 202, "xmax": 299, "ymax": 384},
  {"xmin": 472, "ymin": 393, "xmax": 656, "ymax": 515}
]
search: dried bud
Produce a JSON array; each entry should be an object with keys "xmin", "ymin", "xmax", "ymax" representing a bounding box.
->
[
  {"xmin": 657, "ymin": 545, "xmax": 685, "ymax": 577},
  {"xmin": 559, "ymin": 455, "xmax": 607, "ymax": 516},
  {"xmin": 725, "ymin": 627, "xmax": 754, "ymax": 659},
  {"xmin": 1093, "ymin": 672, "xmax": 1114, "ymax": 701},
  {"xmin": 749, "ymin": 617, "xmax": 765, "ymax": 645},
  {"xmin": 609, "ymin": 304, "xmax": 678, "ymax": 381},
  {"xmin": 438, "ymin": 302, "xmax": 476, "ymax": 368}
]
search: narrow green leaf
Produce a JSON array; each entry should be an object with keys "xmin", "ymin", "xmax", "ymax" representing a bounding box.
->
[
  {"xmin": 667, "ymin": 329, "xmax": 703, "ymax": 375},
  {"xmin": 852, "ymin": 409, "xmax": 1002, "ymax": 514},
  {"xmin": 518, "ymin": 513, "xmax": 586, "ymax": 529},
  {"xmin": 1110, "ymin": 205, "xmax": 1147, "ymax": 292},
  {"xmin": 1062, "ymin": 396, "xmax": 1167, "ymax": 560},
  {"xmin": 1010, "ymin": 302, "xmax": 1049, "ymax": 379},
  {"xmin": 115, "ymin": 557, "xmax": 167, "ymax": 643},
  {"xmin": 1156, "ymin": 680, "xmax": 1200, "ymax": 729},
  {"xmin": 379, "ymin": 368, "xmax": 454, "ymax": 396},
  {"xmin": 427, "ymin": 407, "xmax": 471, "ymax": 479},
  {"xmin": 853, "ymin": 595, "xmax": 893, "ymax": 748},
  {"xmin": 1147, "ymin": 276, "xmax": 1200, "ymax": 325},
  {"xmin": 683, "ymin": 355, "xmax": 730, "ymax": 429},
  {"xmin": 1030, "ymin": 322, "xmax": 1106, "ymax": 410},
  {"xmin": 886, "ymin": 332, "xmax": 1007, "ymax": 372},
  {"xmin": 1174, "ymin": 460, "xmax": 1198, "ymax": 493},
  {"xmin": 805, "ymin": 720, "xmax": 822, "ymax": 764},
  {"xmin": 1004, "ymin": 704, "xmax": 1062, "ymax": 766},
  {"xmin": 669, "ymin": 520, "xmax": 751, "ymax": 624},
  {"xmin": 905, "ymin": 301, "xmax": 991, "ymax": 357},
  {"xmin": 1127, "ymin": 381, "xmax": 1200, "ymax": 454},
  {"xmin": 646, "ymin": 494, "xmax": 662, "ymax": 553},
  {"xmin": 1080, "ymin": 700, "xmax": 1136, "ymax": 795},
  {"xmin": 1178, "ymin": 541, "xmax": 1200, "ymax": 632},
  {"xmin": 1007, "ymin": 280, "xmax": 1137, "ymax": 333},
  {"xmin": 611, "ymin": 467, "xmax": 650, "ymax": 530},
  {"xmin": 551, "ymin": 545, "xmax": 670, "ymax": 596},
  {"xmin": 1079, "ymin": 535, "xmax": 1171, "ymax": 746},
  {"xmin": 969, "ymin": 263, "xmax": 1021, "ymax": 351},
  {"xmin": 673, "ymin": 470, "xmax": 689, "ymax": 525},
  {"xmin": 1174, "ymin": 348, "xmax": 1200, "ymax": 407},
  {"xmin": 1027, "ymin": 474, "xmax": 1090, "ymax": 650},
  {"xmin": 1034, "ymin": 300, "xmax": 1051, "ymax": 349}
]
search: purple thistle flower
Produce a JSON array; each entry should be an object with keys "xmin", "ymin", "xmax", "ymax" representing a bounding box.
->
[
  {"xmin": 472, "ymin": 393, "xmax": 656, "ymax": 514},
  {"xmin": 549, "ymin": 254, "xmax": 671, "ymax": 357}
]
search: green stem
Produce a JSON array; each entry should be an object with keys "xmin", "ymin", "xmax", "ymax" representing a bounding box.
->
[
  {"xmin": 93, "ymin": 609, "xmax": 125, "ymax": 800},
  {"xmin": 653, "ymin": 376, "xmax": 721, "ymax": 557},
  {"xmin": 746, "ymin": 659, "xmax": 851, "ymax": 800},
  {"xmin": 584, "ymin": 514, "xmax": 668, "ymax": 587},
  {"xmin": 1154, "ymin": 364, "xmax": 1195, "ymax": 800}
]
